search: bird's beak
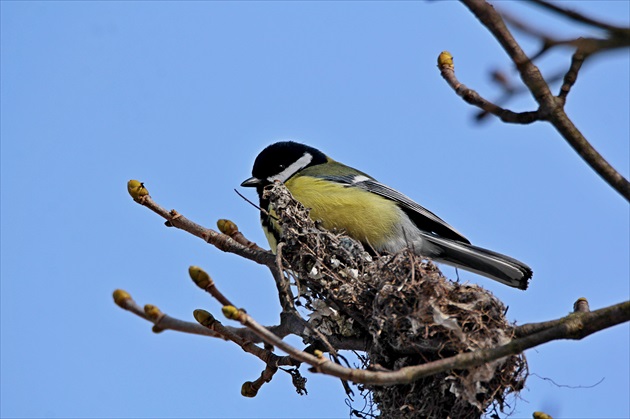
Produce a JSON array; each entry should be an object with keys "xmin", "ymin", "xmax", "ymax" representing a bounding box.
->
[{"xmin": 241, "ymin": 177, "xmax": 262, "ymax": 187}]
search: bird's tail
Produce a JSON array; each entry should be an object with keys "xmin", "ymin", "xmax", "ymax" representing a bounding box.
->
[{"xmin": 420, "ymin": 234, "xmax": 532, "ymax": 290}]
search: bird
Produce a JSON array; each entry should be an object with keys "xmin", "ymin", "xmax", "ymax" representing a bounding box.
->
[{"xmin": 241, "ymin": 141, "xmax": 532, "ymax": 290}]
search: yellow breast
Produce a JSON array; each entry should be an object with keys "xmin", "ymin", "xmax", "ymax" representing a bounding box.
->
[{"xmin": 284, "ymin": 176, "xmax": 403, "ymax": 248}]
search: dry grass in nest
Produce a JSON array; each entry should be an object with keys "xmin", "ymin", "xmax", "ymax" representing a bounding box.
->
[{"xmin": 265, "ymin": 183, "xmax": 528, "ymax": 418}]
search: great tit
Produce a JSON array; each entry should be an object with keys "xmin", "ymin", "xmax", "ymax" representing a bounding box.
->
[{"xmin": 241, "ymin": 141, "xmax": 532, "ymax": 290}]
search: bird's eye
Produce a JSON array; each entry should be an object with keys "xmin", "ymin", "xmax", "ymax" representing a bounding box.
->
[{"xmin": 279, "ymin": 164, "xmax": 285, "ymax": 169}]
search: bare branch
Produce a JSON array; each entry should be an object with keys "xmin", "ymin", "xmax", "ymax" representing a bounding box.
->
[
  {"xmin": 502, "ymin": 10, "xmax": 629, "ymax": 60},
  {"xmin": 194, "ymin": 309, "xmax": 298, "ymax": 367},
  {"xmin": 112, "ymin": 289, "xmax": 294, "ymax": 344},
  {"xmin": 461, "ymin": 0, "xmax": 557, "ymax": 111},
  {"xmin": 189, "ymin": 266, "xmax": 235, "ymax": 307},
  {"xmin": 194, "ymin": 308, "xmax": 304, "ymax": 397},
  {"xmin": 558, "ymin": 47, "xmax": 587, "ymax": 101},
  {"xmin": 528, "ymin": 0, "xmax": 628, "ymax": 34},
  {"xmin": 126, "ymin": 181, "xmax": 275, "ymax": 267},
  {"xmin": 113, "ymin": 289, "xmax": 221, "ymax": 338},
  {"xmin": 547, "ymin": 103, "xmax": 630, "ymax": 201},
  {"xmin": 217, "ymin": 218, "xmax": 265, "ymax": 251},
  {"xmin": 474, "ymin": 69, "xmax": 564, "ymax": 122},
  {"xmin": 444, "ymin": 1, "xmax": 630, "ymax": 201},
  {"xmin": 438, "ymin": 51, "xmax": 541, "ymax": 124},
  {"xmin": 484, "ymin": 6, "xmax": 627, "ymax": 120},
  {"xmin": 515, "ymin": 297, "xmax": 591, "ymax": 337},
  {"xmin": 224, "ymin": 300, "xmax": 629, "ymax": 386}
]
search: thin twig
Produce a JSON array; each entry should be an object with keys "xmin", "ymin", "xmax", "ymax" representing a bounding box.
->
[
  {"xmin": 195, "ymin": 309, "xmax": 300, "ymax": 396},
  {"xmin": 131, "ymin": 192, "xmax": 276, "ymax": 266},
  {"xmin": 527, "ymin": 0, "xmax": 627, "ymax": 33},
  {"xmin": 195, "ymin": 309, "xmax": 297, "ymax": 367},
  {"xmin": 217, "ymin": 218, "xmax": 265, "ymax": 251},
  {"xmin": 474, "ymin": 70, "xmax": 564, "ymax": 122},
  {"xmin": 114, "ymin": 290, "xmax": 221, "ymax": 338},
  {"xmin": 271, "ymin": 243, "xmax": 299, "ymax": 316},
  {"xmin": 113, "ymin": 289, "xmax": 291, "ymax": 343},
  {"xmin": 438, "ymin": 51, "xmax": 541, "ymax": 124}
]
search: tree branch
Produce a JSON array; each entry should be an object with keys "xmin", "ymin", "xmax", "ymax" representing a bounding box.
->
[
  {"xmin": 462, "ymin": 0, "xmax": 557, "ymax": 112},
  {"xmin": 224, "ymin": 299, "xmax": 629, "ymax": 385},
  {"xmin": 112, "ymin": 289, "xmax": 293, "ymax": 344},
  {"xmin": 528, "ymin": 0, "xmax": 629, "ymax": 34},
  {"xmin": 438, "ymin": 51, "xmax": 541, "ymax": 124},
  {"xmin": 126, "ymin": 181, "xmax": 276, "ymax": 267},
  {"xmin": 113, "ymin": 289, "xmax": 221, "ymax": 338},
  {"xmin": 444, "ymin": 0, "xmax": 630, "ymax": 201}
]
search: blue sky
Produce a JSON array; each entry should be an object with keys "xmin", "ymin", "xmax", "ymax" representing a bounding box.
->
[{"xmin": 1, "ymin": 1, "xmax": 628, "ymax": 418}]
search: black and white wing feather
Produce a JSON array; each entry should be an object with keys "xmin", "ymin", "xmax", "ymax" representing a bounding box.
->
[{"xmin": 319, "ymin": 174, "xmax": 470, "ymax": 243}]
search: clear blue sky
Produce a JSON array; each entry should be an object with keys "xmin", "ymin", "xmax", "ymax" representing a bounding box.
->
[{"xmin": 2, "ymin": 1, "xmax": 628, "ymax": 418}]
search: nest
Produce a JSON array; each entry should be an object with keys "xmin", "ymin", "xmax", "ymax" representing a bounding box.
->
[{"xmin": 265, "ymin": 183, "xmax": 527, "ymax": 418}]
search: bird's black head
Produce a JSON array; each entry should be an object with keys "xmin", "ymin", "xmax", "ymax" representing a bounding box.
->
[{"xmin": 241, "ymin": 141, "xmax": 328, "ymax": 188}]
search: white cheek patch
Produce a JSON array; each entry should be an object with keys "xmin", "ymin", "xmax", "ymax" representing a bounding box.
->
[{"xmin": 267, "ymin": 152, "xmax": 313, "ymax": 183}]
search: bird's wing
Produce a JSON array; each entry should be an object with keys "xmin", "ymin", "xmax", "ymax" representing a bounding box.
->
[{"xmin": 319, "ymin": 174, "xmax": 471, "ymax": 243}]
